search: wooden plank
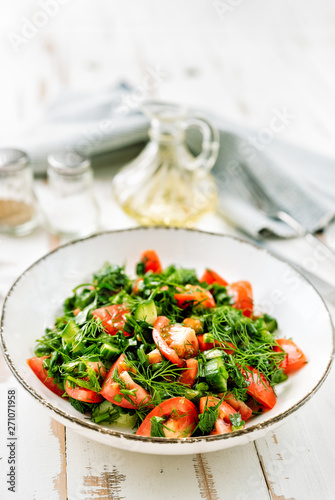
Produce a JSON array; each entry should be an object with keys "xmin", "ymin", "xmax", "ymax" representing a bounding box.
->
[
  {"xmin": 0, "ymin": 227, "xmax": 66, "ymax": 499},
  {"xmin": 255, "ymin": 304, "xmax": 335, "ymax": 500},
  {"xmin": 66, "ymin": 428, "xmax": 270, "ymax": 500},
  {"xmin": 255, "ymin": 367, "xmax": 335, "ymax": 500},
  {"xmin": 0, "ymin": 355, "xmax": 67, "ymax": 499}
]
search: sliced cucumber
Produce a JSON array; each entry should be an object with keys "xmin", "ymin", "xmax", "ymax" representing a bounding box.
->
[
  {"xmin": 100, "ymin": 343, "xmax": 120, "ymax": 360},
  {"xmin": 134, "ymin": 299, "xmax": 157, "ymax": 325},
  {"xmin": 62, "ymin": 320, "xmax": 83, "ymax": 352},
  {"xmin": 205, "ymin": 357, "xmax": 228, "ymax": 392},
  {"xmin": 263, "ymin": 314, "xmax": 278, "ymax": 333},
  {"xmin": 62, "ymin": 320, "xmax": 79, "ymax": 343},
  {"xmin": 203, "ymin": 333, "xmax": 215, "ymax": 343},
  {"xmin": 92, "ymin": 400, "xmax": 137, "ymax": 427},
  {"xmin": 203, "ymin": 348, "xmax": 224, "ymax": 360}
]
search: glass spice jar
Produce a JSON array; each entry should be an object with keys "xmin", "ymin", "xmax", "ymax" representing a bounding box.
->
[
  {"xmin": 44, "ymin": 151, "xmax": 100, "ymax": 238},
  {"xmin": 0, "ymin": 149, "xmax": 39, "ymax": 236}
]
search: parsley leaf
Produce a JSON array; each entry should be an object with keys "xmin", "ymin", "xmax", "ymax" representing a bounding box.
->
[
  {"xmin": 271, "ymin": 368, "xmax": 288, "ymax": 385},
  {"xmin": 229, "ymin": 412, "xmax": 245, "ymax": 431}
]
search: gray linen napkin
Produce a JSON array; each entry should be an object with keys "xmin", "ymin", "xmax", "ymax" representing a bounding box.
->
[
  {"xmin": 7, "ymin": 83, "xmax": 149, "ymax": 174},
  {"xmin": 209, "ymin": 129, "xmax": 335, "ymax": 238},
  {"xmin": 5, "ymin": 84, "xmax": 335, "ymax": 239}
]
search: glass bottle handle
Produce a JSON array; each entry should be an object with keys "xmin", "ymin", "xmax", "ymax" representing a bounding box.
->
[{"xmin": 183, "ymin": 114, "xmax": 220, "ymax": 171}]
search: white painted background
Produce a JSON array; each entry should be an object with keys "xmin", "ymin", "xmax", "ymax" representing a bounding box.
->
[{"xmin": 0, "ymin": 1, "xmax": 335, "ymax": 499}]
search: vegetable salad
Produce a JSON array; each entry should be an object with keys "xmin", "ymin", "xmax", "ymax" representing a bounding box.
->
[{"xmin": 27, "ymin": 250, "xmax": 307, "ymax": 438}]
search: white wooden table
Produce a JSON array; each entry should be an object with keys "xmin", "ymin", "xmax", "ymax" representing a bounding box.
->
[{"xmin": 1, "ymin": 1, "xmax": 335, "ymax": 498}]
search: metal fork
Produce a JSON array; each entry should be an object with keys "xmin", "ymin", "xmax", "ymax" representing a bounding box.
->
[{"xmin": 237, "ymin": 162, "xmax": 335, "ymax": 257}]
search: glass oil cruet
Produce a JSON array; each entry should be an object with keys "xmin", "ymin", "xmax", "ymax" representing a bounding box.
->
[{"xmin": 112, "ymin": 101, "xmax": 220, "ymax": 227}]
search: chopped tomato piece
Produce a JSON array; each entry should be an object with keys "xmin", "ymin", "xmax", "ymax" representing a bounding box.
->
[
  {"xmin": 210, "ymin": 419, "xmax": 232, "ymax": 435},
  {"xmin": 100, "ymin": 380, "xmax": 136, "ymax": 409},
  {"xmin": 92, "ymin": 304, "xmax": 130, "ymax": 336},
  {"xmin": 141, "ymin": 250, "xmax": 162, "ymax": 274},
  {"xmin": 200, "ymin": 268, "xmax": 228, "ymax": 287},
  {"xmin": 65, "ymin": 380, "xmax": 103, "ymax": 403},
  {"xmin": 246, "ymin": 397, "xmax": 262, "ymax": 413},
  {"xmin": 243, "ymin": 367, "xmax": 276, "ymax": 410},
  {"xmin": 148, "ymin": 349, "xmax": 163, "ymax": 364},
  {"xmin": 274, "ymin": 339, "xmax": 307, "ymax": 374},
  {"xmin": 27, "ymin": 356, "xmax": 65, "ymax": 397},
  {"xmin": 229, "ymin": 281, "xmax": 253, "ymax": 318},
  {"xmin": 64, "ymin": 360, "xmax": 107, "ymax": 403},
  {"xmin": 136, "ymin": 397, "xmax": 198, "ymax": 438},
  {"xmin": 152, "ymin": 316, "xmax": 199, "ymax": 366},
  {"xmin": 174, "ymin": 285, "xmax": 216, "ymax": 309},
  {"xmin": 87, "ymin": 361, "xmax": 107, "ymax": 379},
  {"xmin": 182, "ymin": 317, "xmax": 203, "ymax": 334},
  {"xmin": 178, "ymin": 359, "xmax": 198, "ymax": 387},
  {"xmin": 199, "ymin": 396, "xmax": 237, "ymax": 435},
  {"xmin": 197, "ymin": 335, "xmax": 236, "ymax": 355},
  {"xmin": 199, "ymin": 395, "xmax": 219, "ymax": 414},
  {"xmin": 115, "ymin": 371, "xmax": 152, "ymax": 409},
  {"xmin": 199, "ymin": 396, "xmax": 237, "ymax": 423},
  {"xmin": 223, "ymin": 392, "xmax": 253, "ymax": 421},
  {"xmin": 73, "ymin": 308, "xmax": 81, "ymax": 316},
  {"xmin": 100, "ymin": 354, "xmax": 150, "ymax": 409},
  {"xmin": 101, "ymin": 353, "xmax": 129, "ymax": 383}
]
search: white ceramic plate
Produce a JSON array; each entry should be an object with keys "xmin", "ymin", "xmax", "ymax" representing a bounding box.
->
[{"xmin": 1, "ymin": 228, "xmax": 334, "ymax": 455}]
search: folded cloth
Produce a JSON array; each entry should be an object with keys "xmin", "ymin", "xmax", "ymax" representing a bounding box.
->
[
  {"xmin": 208, "ymin": 127, "xmax": 335, "ymax": 238},
  {"xmin": 6, "ymin": 83, "xmax": 335, "ymax": 239},
  {"xmin": 8, "ymin": 83, "xmax": 149, "ymax": 173}
]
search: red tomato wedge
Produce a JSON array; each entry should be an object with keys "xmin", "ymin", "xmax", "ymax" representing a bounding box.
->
[
  {"xmin": 174, "ymin": 285, "xmax": 216, "ymax": 309},
  {"xmin": 65, "ymin": 380, "xmax": 103, "ymax": 403},
  {"xmin": 148, "ymin": 349, "xmax": 163, "ymax": 364},
  {"xmin": 64, "ymin": 360, "xmax": 107, "ymax": 403},
  {"xmin": 101, "ymin": 354, "xmax": 151, "ymax": 409},
  {"xmin": 141, "ymin": 250, "xmax": 162, "ymax": 274},
  {"xmin": 107, "ymin": 371, "xmax": 151, "ymax": 409},
  {"xmin": 87, "ymin": 361, "xmax": 107, "ymax": 379},
  {"xmin": 200, "ymin": 268, "xmax": 228, "ymax": 287},
  {"xmin": 197, "ymin": 335, "xmax": 236, "ymax": 355},
  {"xmin": 210, "ymin": 419, "xmax": 232, "ymax": 435},
  {"xmin": 229, "ymin": 281, "xmax": 253, "ymax": 318},
  {"xmin": 199, "ymin": 396, "xmax": 237, "ymax": 423},
  {"xmin": 223, "ymin": 392, "xmax": 253, "ymax": 421},
  {"xmin": 182, "ymin": 317, "xmax": 203, "ymax": 334},
  {"xmin": 199, "ymin": 396, "xmax": 236, "ymax": 435},
  {"xmin": 178, "ymin": 359, "xmax": 198, "ymax": 387},
  {"xmin": 136, "ymin": 397, "xmax": 198, "ymax": 438},
  {"xmin": 100, "ymin": 353, "xmax": 128, "ymax": 394},
  {"xmin": 152, "ymin": 316, "xmax": 199, "ymax": 366},
  {"xmin": 73, "ymin": 308, "xmax": 81, "ymax": 316},
  {"xmin": 92, "ymin": 304, "xmax": 130, "ymax": 336},
  {"xmin": 243, "ymin": 367, "xmax": 276, "ymax": 410},
  {"xmin": 27, "ymin": 356, "xmax": 65, "ymax": 397},
  {"xmin": 274, "ymin": 339, "xmax": 307, "ymax": 374},
  {"xmin": 199, "ymin": 395, "xmax": 219, "ymax": 414}
]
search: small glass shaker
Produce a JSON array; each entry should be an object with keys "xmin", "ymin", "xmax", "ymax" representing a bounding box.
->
[
  {"xmin": 0, "ymin": 148, "xmax": 39, "ymax": 236},
  {"xmin": 44, "ymin": 151, "xmax": 99, "ymax": 238}
]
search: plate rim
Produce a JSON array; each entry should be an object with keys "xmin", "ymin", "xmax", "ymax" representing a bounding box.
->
[{"xmin": 1, "ymin": 226, "xmax": 334, "ymax": 446}]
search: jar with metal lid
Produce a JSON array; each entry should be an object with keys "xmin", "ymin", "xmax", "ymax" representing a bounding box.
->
[
  {"xmin": 0, "ymin": 149, "xmax": 39, "ymax": 236},
  {"xmin": 43, "ymin": 151, "xmax": 100, "ymax": 238}
]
